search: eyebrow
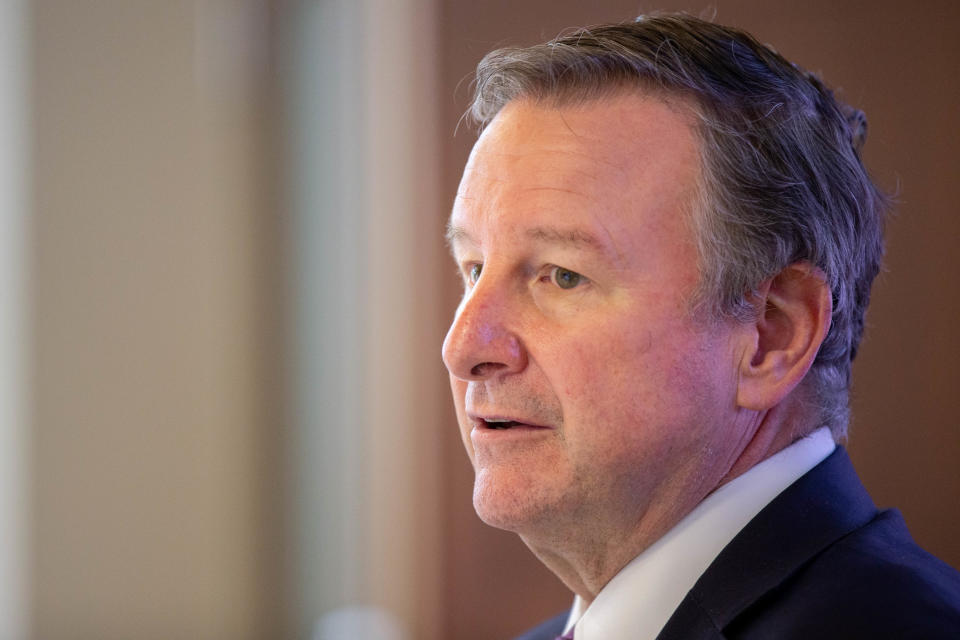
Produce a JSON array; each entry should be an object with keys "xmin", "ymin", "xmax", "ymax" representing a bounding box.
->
[
  {"xmin": 446, "ymin": 223, "xmax": 610, "ymax": 256},
  {"xmin": 524, "ymin": 226, "xmax": 606, "ymax": 252},
  {"xmin": 445, "ymin": 223, "xmax": 473, "ymax": 247}
]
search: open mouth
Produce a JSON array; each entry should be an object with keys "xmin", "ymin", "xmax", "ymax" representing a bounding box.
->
[{"xmin": 483, "ymin": 419, "xmax": 523, "ymax": 430}]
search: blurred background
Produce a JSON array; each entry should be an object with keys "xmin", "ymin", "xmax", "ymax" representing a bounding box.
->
[{"xmin": 0, "ymin": 0, "xmax": 957, "ymax": 639}]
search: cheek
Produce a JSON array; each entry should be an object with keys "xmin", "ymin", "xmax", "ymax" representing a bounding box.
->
[
  {"xmin": 551, "ymin": 318, "xmax": 656, "ymax": 402},
  {"xmin": 550, "ymin": 330, "xmax": 653, "ymax": 449},
  {"xmin": 551, "ymin": 319, "xmax": 721, "ymax": 452}
]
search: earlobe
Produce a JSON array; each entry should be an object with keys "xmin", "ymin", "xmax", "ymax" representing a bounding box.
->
[{"xmin": 736, "ymin": 263, "xmax": 832, "ymax": 411}]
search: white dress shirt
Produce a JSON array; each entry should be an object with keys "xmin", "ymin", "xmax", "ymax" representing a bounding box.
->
[{"xmin": 561, "ymin": 427, "xmax": 836, "ymax": 639}]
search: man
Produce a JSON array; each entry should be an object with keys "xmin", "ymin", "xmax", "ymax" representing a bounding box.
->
[{"xmin": 441, "ymin": 13, "xmax": 960, "ymax": 640}]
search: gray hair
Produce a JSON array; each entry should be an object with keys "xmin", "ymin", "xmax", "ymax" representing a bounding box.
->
[{"xmin": 469, "ymin": 14, "xmax": 888, "ymax": 439}]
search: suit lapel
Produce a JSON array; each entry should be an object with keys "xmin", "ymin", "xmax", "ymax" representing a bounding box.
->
[
  {"xmin": 655, "ymin": 596, "xmax": 727, "ymax": 640},
  {"xmin": 656, "ymin": 448, "xmax": 878, "ymax": 638}
]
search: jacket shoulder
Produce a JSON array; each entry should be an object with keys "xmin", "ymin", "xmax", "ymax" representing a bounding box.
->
[{"xmin": 728, "ymin": 508, "xmax": 960, "ymax": 639}]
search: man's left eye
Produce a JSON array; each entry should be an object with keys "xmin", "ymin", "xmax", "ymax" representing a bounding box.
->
[{"xmin": 550, "ymin": 266, "xmax": 583, "ymax": 290}]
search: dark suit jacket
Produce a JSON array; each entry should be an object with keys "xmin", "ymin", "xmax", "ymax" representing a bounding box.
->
[{"xmin": 515, "ymin": 448, "xmax": 960, "ymax": 639}]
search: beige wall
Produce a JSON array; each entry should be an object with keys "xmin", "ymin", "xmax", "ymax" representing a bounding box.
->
[
  {"xmin": 29, "ymin": 1, "xmax": 446, "ymax": 638},
  {"xmin": 436, "ymin": 2, "xmax": 960, "ymax": 638},
  {"xmin": 31, "ymin": 2, "xmax": 282, "ymax": 638}
]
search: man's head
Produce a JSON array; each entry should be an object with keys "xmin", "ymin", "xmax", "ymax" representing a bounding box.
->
[
  {"xmin": 441, "ymin": 14, "xmax": 886, "ymax": 595},
  {"xmin": 467, "ymin": 14, "xmax": 887, "ymax": 439}
]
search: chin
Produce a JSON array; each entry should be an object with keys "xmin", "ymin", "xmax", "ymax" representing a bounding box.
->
[{"xmin": 471, "ymin": 467, "xmax": 567, "ymax": 533}]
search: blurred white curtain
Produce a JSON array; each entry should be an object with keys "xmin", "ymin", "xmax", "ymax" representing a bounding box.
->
[
  {"xmin": 285, "ymin": 0, "xmax": 443, "ymax": 638},
  {"xmin": 0, "ymin": 1, "xmax": 28, "ymax": 638}
]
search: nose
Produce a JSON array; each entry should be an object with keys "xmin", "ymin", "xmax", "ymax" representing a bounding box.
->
[{"xmin": 441, "ymin": 277, "xmax": 528, "ymax": 381}]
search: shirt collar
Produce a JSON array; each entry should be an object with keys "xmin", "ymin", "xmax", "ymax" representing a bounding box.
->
[{"xmin": 563, "ymin": 427, "xmax": 836, "ymax": 639}]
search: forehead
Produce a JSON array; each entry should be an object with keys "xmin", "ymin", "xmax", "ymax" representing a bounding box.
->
[{"xmin": 450, "ymin": 94, "xmax": 702, "ymax": 257}]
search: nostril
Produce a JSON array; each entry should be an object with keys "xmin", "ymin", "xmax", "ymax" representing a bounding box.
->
[{"xmin": 470, "ymin": 361, "xmax": 507, "ymax": 378}]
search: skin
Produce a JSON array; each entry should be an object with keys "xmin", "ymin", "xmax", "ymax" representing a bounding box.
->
[{"xmin": 441, "ymin": 94, "xmax": 831, "ymax": 603}]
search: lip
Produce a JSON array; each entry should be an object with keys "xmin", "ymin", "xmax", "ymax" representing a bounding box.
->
[
  {"xmin": 469, "ymin": 421, "xmax": 554, "ymax": 447},
  {"xmin": 467, "ymin": 413, "xmax": 553, "ymax": 431},
  {"xmin": 466, "ymin": 413, "xmax": 555, "ymax": 447}
]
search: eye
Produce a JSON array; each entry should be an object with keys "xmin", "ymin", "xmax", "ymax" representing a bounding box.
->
[
  {"xmin": 550, "ymin": 266, "xmax": 583, "ymax": 290},
  {"xmin": 467, "ymin": 263, "xmax": 483, "ymax": 284}
]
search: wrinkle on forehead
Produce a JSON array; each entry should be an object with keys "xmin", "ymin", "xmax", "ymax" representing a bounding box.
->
[
  {"xmin": 468, "ymin": 135, "xmax": 632, "ymax": 179},
  {"xmin": 451, "ymin": 95, "xmax": 701, "ymax": 273},
  {"xmin": 455, "ymin": 147, "xmax": 627, "ymax": 215}
]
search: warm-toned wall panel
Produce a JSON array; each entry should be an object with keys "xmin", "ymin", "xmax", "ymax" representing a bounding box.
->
[{"xmin": 437, "ymin": 2, "xmax": 960, "ymax": 638}]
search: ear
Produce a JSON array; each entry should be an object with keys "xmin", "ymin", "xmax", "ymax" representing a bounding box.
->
[{"xmin": 736, "ymin": 263, "xmax": 832, "ymax": 411}]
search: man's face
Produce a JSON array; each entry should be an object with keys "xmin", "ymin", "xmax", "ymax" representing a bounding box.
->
[{"xmin": 442, "ymin": 95, "xmax": 753, "ymax": 549}]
